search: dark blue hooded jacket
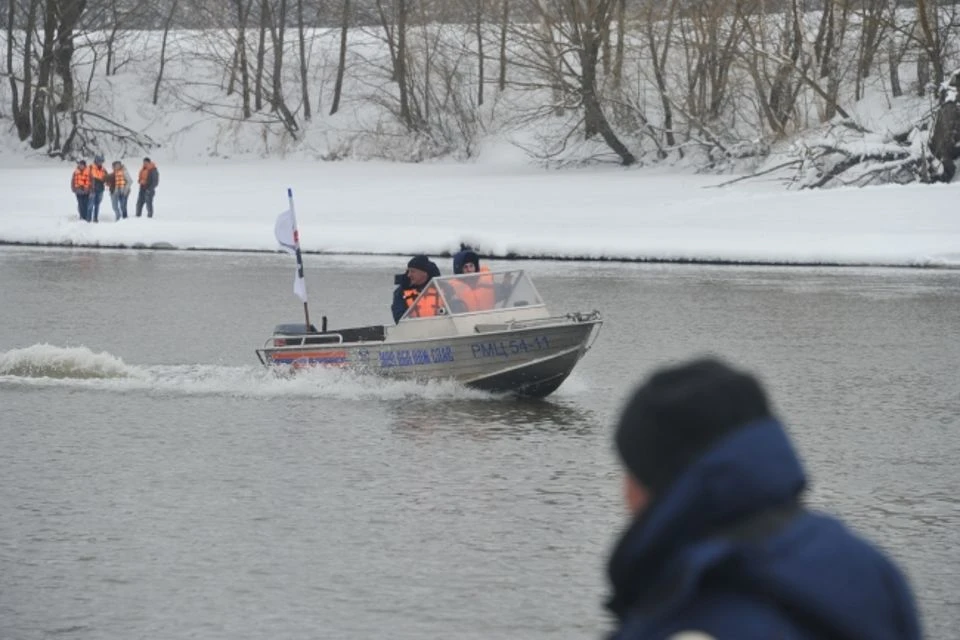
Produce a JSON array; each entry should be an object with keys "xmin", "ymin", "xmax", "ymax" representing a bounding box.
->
[
  {"xmin": 606, "ymin": 419, "xmax": 921, "ymax": 640},
  {"xmin": 452, "ymin": 249, "xmax": 479, "ymax": 275}
]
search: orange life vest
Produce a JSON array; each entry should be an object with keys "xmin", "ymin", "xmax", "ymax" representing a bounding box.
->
[
  {"xmin": 138, "ymin": 162, "xmax": 156, "ymax": 186},
  {"xmin": 449, "ymin": 267, "xmax": 496, "ymax": 312},
  {"xmin": 71, "ymin": 167, "xmax": 90, "ymax": 191},
  {"xmin": 113, "ymin": 167, "xmax": 127, "ymax": 190},
  {"xmin": 89, "ymin": 164, "xmax": 106, "ymax": 182},
  {"xmin": 404, "ymin": 287, "xmax": 442, "ymax": 318}
]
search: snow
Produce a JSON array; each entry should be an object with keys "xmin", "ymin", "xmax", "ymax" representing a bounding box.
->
[
  {"xmin": 0, "ymin": 25, "xmax": 958, "ymax": 269},
  {"xmin": 0, "ymin": 160, "xmax": 958, "ymax": 268}
]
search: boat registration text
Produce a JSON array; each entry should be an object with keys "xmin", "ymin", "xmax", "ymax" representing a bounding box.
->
[{"xmin": 471, "ymin": 336, "xmax": 551, "ymax": 359}]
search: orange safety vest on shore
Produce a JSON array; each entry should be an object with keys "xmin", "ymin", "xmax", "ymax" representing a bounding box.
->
[
  {"xmin": 449, "ymin": 267, "xmax": 496, "ymax": 312},
  {"xmin": 71, "ymin": 167, "xmax": 90, "ymax": 192},
  {"xmin": 404, "ymin": 286, "xmax": 442, "ymax": 318},
  {"xmin": 113, "ymin": 167, "xmax": 127, "ymax": 190},
  {"xmin": 89, "ymin": 164, "xmax": 106, "ymax": 182},
  {"xmin": 138, "ymin": 161, "xmax": 157, "ymax": 187}
]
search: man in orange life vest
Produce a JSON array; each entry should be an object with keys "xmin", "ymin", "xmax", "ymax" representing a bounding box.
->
[
  {"xmin": 87, "ymin": 154, "xmax": 107, "ymax": 222},
  {"xmin": 448, "ymin": 248, "xmax": 497, "ymax": 312},
  {"xmin": 70, "ymin": 160, "xmax": 91, "ymax": 221},
  {"xmin": 391, "ymin": 255, "xmax": 441, "ymax": 323},
  {"xmin": 136, "ymin": 157, "xmax": 159, "ymax": 218}
]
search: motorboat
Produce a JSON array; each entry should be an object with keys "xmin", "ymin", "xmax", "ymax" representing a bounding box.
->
[{"xmin": 255, "ymin": 269, "xmax": 602, "ymax": 397}]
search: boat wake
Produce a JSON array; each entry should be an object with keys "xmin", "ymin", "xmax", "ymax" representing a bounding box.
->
[{"xmin": 0, "ymin": 344, "xmax": 494, "ymax": 401}]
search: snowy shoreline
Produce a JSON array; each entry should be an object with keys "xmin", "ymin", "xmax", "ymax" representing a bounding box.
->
[
  {"xmin": 2, "ymin": 162, "xmax": 959, "ymax": 270},
  {"xmin": 3, "ymin": 240, "xmax": 958, "ymax": 270}
]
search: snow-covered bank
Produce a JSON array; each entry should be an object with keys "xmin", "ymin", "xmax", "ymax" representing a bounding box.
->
[{"xmin": 2, "ymin": 161, "xmax": 958, "ymax": 268}]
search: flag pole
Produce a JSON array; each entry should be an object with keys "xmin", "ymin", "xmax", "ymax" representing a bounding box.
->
[{"xmin": 288, "ymin": 188, "xmax": 312, "ymax": 332}]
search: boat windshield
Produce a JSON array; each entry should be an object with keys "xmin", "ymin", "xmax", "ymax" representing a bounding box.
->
[
  {"xmin": 433, "ymin": 270, "xmax": 543, "ymax": 316},
  {"xmin": 401, "ymin": 270, "xmax": 543, "ymax": 321}
]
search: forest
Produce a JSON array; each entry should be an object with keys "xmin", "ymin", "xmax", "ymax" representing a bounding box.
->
[{"xmin": 2, "ymin": 0, "xmax": 959, "ymax": 187}]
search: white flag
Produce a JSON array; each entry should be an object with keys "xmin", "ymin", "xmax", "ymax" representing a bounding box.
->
[
  {"xmin": 274, "ymin": 208, "xmax": 298, "ymax": 256},
  {"xmin": 275, "ymin": 207, "xmax": 308, "ymax": 303},
  {"xmin": 293, "ymin": 269, "xmax": 308, "ymax": 303}
]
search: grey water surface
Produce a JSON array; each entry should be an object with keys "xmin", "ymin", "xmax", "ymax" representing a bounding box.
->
[{"xmin": 1, "ymin": 247, "xmax": 957, "ymax": 639}]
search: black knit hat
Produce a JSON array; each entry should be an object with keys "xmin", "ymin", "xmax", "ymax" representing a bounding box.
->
[
  {"xmin": 407, "ymin": 255, "xmax": 432, "ymax": 273},
  {"xmin": 615, "ymin": 358, "xmax": 771, "ymax": 494}
]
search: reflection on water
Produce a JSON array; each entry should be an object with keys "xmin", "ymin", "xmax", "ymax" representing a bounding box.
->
[{"xmin": 390, "ymin": 397, "xmax": 601, "ymax": 439}]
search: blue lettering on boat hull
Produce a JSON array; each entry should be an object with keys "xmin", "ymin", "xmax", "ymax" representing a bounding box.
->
[
  {"xmin": 378, "ymin": 345, "xmax": 455, "ymax": 368},
  {"xmin": 470, "ymin": 336, "xmax": 551, "ymax": 359}
]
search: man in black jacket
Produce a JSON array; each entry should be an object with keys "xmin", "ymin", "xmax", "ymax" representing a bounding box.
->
[{"xmin": 391, "ymin": 255, "xmax": 440, "ymax": 323}]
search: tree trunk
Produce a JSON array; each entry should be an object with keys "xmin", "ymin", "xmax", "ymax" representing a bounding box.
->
[
  {"xmin": 9, "ymin": 0, "xmax": 38, "ymax": 141},
  {"xmin": 152, "ymin": 0, "xmax": 178, "ymax": 106},
  {"xmin": 646, "ymin": 0, "xmax": 679, "ymax": 150},
  {"xmin": 888, "ymin": 37, "xmax": 902, "ymax": 98},
  {"xmin": 31, "ymin": 0, "xmax": 55, "ymax": 149},
  {"xmin": 611, "ymin": 0, "xmax": 624, "ymax": 89},
  {"xmin": 396, "ymin": 0, "xmax": 411, "ymax": 128},
  {"xmin": 813, "ymin": 0, "xmax": 834, "ymax": 79},
  {"xmin": 254, "ymin": 0, "xmax": 268, "ymax": 111},
  {"xmin": 917, "ymin": 52, "xmax": 929, "ymax": 97},
  {"xmin": 497, "ymin": 0, "xmax": 508, "ymax": 91},
  {"xmin": 54, "ymin": 0, "xmax": 87, "ymax": 112},
  {"xmin": 229, "ymin": 0, "xmax": 254, "ymax": 117},
  {"xmin": 581, "ymin": 25, "xmax": 634, "ymax": 165},
  {"xmin": 106, "ymin": 0, "xmax": 120, "ymax": 75},
  {"xmin": 297, "ymin": 0, "xmax": 310, "ymax": 120},
  {"xmin": 375, "ymin": 0, "xmax": 397, "ymax": 82},
  {"xmin": 857, "ymin": 0, "xmax": 884, "ymax": 81},
  {"xmin": 475, "ymin": 0, "xmax": 483, "ymax": 106},
  {"xmin": 767, "ymin": 0, "xmax": 803, "ymax": 133},
  {"xmin": 915, "ymin": 0, "xmax": 943, "ymax": 87},
  {"xmin": 330, "ymin": 0, "xmax": 350, "ymax": 115},
  {"xmin": 270, "ymin": 0, "xmax": 287, "ymax": 113}
]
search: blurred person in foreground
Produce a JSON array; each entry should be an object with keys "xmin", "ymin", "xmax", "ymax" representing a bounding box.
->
[{"xmin": 605, "ymin": 357, "xmax": 921, "ymax": 640}]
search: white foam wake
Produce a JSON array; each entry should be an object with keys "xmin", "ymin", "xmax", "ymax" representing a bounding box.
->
[
  {"xmin": 0, "ymin": 344, "xmax": 131, "ymax": 379},
  {"xmin": 0, "ymin": 344, "xmax": 493, "ymax": 401}
]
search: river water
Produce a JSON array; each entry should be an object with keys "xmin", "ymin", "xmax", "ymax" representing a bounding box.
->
[{"xmin": 1, "ymin": 247, "xmax": 957, "ymax": 639}]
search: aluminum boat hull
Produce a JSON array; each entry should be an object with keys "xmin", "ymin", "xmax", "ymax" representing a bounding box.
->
[{"xmin": 256, "ymin": 315, "xmax": 600, "ymax": 398}]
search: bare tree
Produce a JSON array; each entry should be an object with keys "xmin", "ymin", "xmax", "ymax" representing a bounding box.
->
[
  {"xmin": 475, "ymin": 0, "xmax": 483, "ymax": 106},
  {"xmin": 398, "ymin": 0, "xmax": 414, "ymax": 128},
  {"xmin": 153, "ymin": 0, "xmax": 179, "ymax": 105},
  {"xmin": 268, "ymin": 0, "xmax": 287, "ymax": 113},
  {"xmin": 31, "ymin": 0, "xmax": 56, "ymax": 148},
  {"xmin": 498, "ymin": 0, "xmax": 508, "ymax": 91},
  {"xmin": 105, "ymin": 0, "xmax": 131, "ymax": 76},
  {"xmin": 330, "ymin": 0, "xmax": 350, "ymax": 115},
  {"xmin": 643, "ymin": 0, "xmax": 680, "ymax": 149},
  {"xmin": 55, "ymin": 0, "xmax": 87, "ymax": 112},
  {"xmin": 529, "ymin": 0, "xmax": 636, "ymax": 165},
  {"xmin": 254, "ymin": 0, "xmax": 268, "ymax": 110},
  {"xmin": 296, "ymin": 0, "xmax": 310, "ymax": 120},
  {"xmin": 227, "ymin": 0, "xmax": 254, "ymax": 118},
  {"xmin": 915, "ymin": 0, "xmax": 943, "ymax": 92},
  {"xmin": 7, "ymin": 0, "xmax": 40, "ymax": 141},
  {"xmin": 611, "ymin": 0, "xmax": 624, "ymax": 88}
]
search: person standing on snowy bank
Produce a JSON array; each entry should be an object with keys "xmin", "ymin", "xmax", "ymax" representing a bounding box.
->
[
  {"xmin": 136, "ymin": 157, "xmax": 159, "ymax": 218},
  {"xmin": 605, "ymin": 358, "xmax": 921, "ymax": 640},
  {"xmin": 87, "ymin": 155, "xmax": 107, "ymax": 223},
  {"xmin": 107, "ymin": 160, "xmax": 131, "ymax": 220},
  {"xmin": 70, "ymin": 160, "xmax": 91, "ymax": 221}
]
